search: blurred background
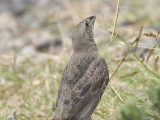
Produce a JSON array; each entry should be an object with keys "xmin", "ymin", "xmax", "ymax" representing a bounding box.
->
[
  {"xmin": 0, "ymin": 0, "xmax": 160, "ymax": 120},
  {"xmin": 0, "ymin": 0, "xmax": 160, "ymax": 55}
]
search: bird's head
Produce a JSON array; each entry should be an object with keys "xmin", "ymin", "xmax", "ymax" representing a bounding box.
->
[{"xmin": 72, "ymin": 16, "xmax": 96, "ymax": 51}]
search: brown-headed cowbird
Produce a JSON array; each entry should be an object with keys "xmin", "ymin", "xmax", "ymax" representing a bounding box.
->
[{"xmin": 53, "ymin": 16, "xmax": 109, "ymax": 120}]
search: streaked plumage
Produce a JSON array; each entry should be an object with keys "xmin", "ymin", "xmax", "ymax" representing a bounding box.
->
[{"xmin": 53, "ymin": 16, "xmax": 109, "ymax": 120}]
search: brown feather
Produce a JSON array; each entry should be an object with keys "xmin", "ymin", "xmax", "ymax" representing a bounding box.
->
[{"xmin": 53, "ymin": 16, "xmax": 109, "ymax": 120}]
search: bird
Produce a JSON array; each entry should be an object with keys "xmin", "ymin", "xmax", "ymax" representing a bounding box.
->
[{"xmin": 53, "ymin": 16, "xmax": 109, "ymax": 120}]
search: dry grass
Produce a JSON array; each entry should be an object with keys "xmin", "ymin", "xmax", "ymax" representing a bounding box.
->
[{"xmin": 0, "ymin": 0, "xmax": 160, "ymax": 120}]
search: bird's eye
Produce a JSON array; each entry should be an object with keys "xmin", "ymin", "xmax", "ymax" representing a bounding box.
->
[{"xmin": 85, "ymin": 22, "xmax": 89, "ymax": 27}]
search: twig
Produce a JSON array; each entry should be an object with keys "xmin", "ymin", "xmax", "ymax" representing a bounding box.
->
[
  {"xmin": 117, "ymin": 29, "xmax": 160, "ymax": 79},
  {"xmin": 13, "ymin": 55, "xmax": 17, "ymax": 71},
  {"xmin": 133, "ymin": 53, "xmax": 160, "ymax": 79},
  {"xmin": 97, "ymin": 0, "xmax": 110, "ymax": 41},
  {"xmin": 20, "ymin": 73, "xmax": 34, "ymax": 117},
  {"xmin": 155, "ymin": 37, "xmax": 160, "ymax": 48},
  {"xmin": 119, "ymin": 71, "xmax": 141, "ymax": 79},
  {"xmin": 112, "ymin": 42, "xmax": 160, "ymax": 50},
  {"xmin": 45, "ymin": 109, "xmax": 53, "ymax": 120},
  {"xmin": 144, "ymin": 32, "xmax": 160, "ymax": 48},
  {"xmin": 134, "ymin": 26, "xmax": 143, "ymax": 52},
  {"xmin": 155, "ymin": 33, "xmax": 160, "ymax": 48},
  {"xmin": 97, "ymin": 0, "xmax": 121, "ymax": 55},
  {"xmin": 154, "ymin": 56, "xmax": 159, "ymax": 72},
  {"xmin": 97, "ymin": 0, "xmax": 124, "ymax": 102},
  {"xmin": 110, "ymin": 83, "xmax": 125, "ymax": 103},
  {"xmin": 146, "ymin": 45, "xmax": 156, "ymax": 64},
  {"xmin": 109, "ymin": 49, "xmax": 131, "ymax": 103},
  {"xmin": 109, "ymin": 49, "xmax": 131, "ymax": 80},
  {"xmin": 111, "ymin": 0, "xmax": 120, "ymax": 40}
]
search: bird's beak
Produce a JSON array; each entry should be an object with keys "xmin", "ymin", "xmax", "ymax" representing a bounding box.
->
[{"xmin": 88, "ymin": 16, "xmax": 96, "ymax": 25}]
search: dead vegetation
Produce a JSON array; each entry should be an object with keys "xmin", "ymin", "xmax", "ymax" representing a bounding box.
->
[{"xmin": 0, "ymin": 0, "xmax": 160, "ymax": 120}]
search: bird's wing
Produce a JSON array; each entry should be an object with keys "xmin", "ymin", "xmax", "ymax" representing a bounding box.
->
[
  {"xmin": 69, "ymin": 58, "xmax": 109, "ymax": 120},
  {"xmin": 54, "ymin": 56, "xmax": 96, "ymax": 119}
]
